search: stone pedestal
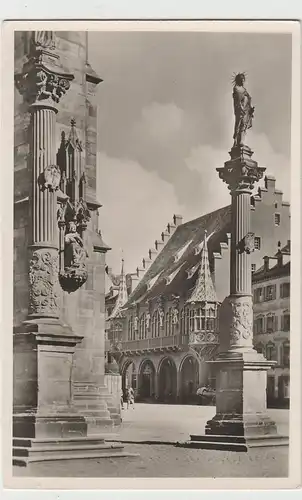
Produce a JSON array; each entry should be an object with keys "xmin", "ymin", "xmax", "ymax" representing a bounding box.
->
[{"xmin": 186, "ymin": 144, "xmax": 288, "ymax": 451}]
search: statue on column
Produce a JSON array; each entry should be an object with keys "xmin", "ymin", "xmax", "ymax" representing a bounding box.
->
[{"xmin": 232, "ymin": 73, "xmax": 255, "ymax": 148}]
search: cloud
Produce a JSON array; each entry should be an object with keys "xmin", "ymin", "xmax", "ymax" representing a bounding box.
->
[
  {"xmin": 140, "ymin": 102, "xmax": 184, "ymax": 140},
  {"xmin": 97, "ymin": 153, "xmax": 185, "ymax": 273}
]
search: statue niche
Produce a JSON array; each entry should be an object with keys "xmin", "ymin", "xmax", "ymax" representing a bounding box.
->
[{"xmin": 57, "ymin": 119, "xmax": 91, "ymax": 293}]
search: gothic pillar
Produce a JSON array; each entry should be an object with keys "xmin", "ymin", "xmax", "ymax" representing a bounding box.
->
[{"xmin": 13, "ymin": 32, "xmax": 88, "ymax": 459}]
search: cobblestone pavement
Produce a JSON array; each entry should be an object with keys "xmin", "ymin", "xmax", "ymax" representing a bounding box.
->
[{"xmin": 14, "ymin": 404, "xmax": 289, "ymax": 478}]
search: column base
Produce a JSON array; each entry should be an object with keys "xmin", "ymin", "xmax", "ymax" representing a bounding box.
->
[{"xmin": 180, "ymin": 348, "xmax": 289, "ymax": 452}]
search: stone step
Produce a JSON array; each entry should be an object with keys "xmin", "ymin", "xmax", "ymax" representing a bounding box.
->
[
  {"xmin": 178, "ymin": 433, "xmax": 289, "ymax": 452},
  {"xmin": 13, "ymin": 435, "xmax": 119, "ymax": 448},
  {"xmin": 13, "ymin": 451, "xmax": 138, "ymax": 466},
  {"xmin": 13, "ymin": 442, "xmax": 124, "ymax": 456}
]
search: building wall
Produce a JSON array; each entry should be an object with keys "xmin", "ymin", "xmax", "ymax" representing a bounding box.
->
[
  {"xmin": 253, "ymin": 272, "xmax": 290, "ymax": 406},
  {"xmin": 251, "ymin": 176, "xmax": 290, "ymax": 271},
  {"xmin": 14, "ymin": 31, "xmax": 108, "ymax": 387}
]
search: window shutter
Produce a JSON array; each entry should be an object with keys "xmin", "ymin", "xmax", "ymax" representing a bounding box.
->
[
  {"xmin": 274, "ymin": 315, "xmax": 278, "ymax": 331},
  {"xmin": 272, "ymin": 284, "xmax": 277, "ymax": 300},
  {"xmin": 281, "ymin": 315, "xmax": 284, "ymax": 331}
]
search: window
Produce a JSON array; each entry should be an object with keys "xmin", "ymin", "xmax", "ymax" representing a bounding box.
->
[
  {"xmin": 266, "ymin": 342, "xmax": 276, "ymax": 361},
  {"xmin": 275, "ymin": 202, "xmax": 278, "ymax": 209},
  {"xmin": 128, "ymin": 316, "xmax": 134, "ymax": 340},
  {"xmin": 251, "ymin": 264, "xmax": 256, "ymax": 273},
  {"xmin": 254, "ymin": 316, "xmax": 264, "ymax": 335},
  {"xmin": 274, "ymin": 213, "xmax": 281, "ymax": 226},
  {"xmin": 151, "ymin": 310, "xmax": 160, "ymax": 338},
  {"xmin": 280, "ymin": 282, "xmax": 290, "ymax": 298},
  {"xmin": 282, "ymin": 342, "xmax": 290, "ymax": 367},
  {"xmin": 139, "ymin": 313, "xmax": 146, "ymax": 339},
  {"xmin": 180, "ymin": 308, "xmax": 184, "ymax": 335},
  {"xmin": 264, "ymin": 284, "xmax": 276, "ymax": 301},
  {"xmin": 281, "ymin": 312, "xmax": 290, "ymax": 332},
  {"xmin": 254, "ymin": 236, "xmax": 261, "ymax": 250},
  {"xmin": 254, "ymin": 287, "xmax": 264, "ymax": 303},
  {"xmin": 266, "ymin": 314, "xmax": 277, "ymax": 333}
]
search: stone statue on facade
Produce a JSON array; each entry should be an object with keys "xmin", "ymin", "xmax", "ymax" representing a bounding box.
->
[
  {"xmin": 64, "ymin": 221, "xmax": 88, "ymax": 269},
  {"xmin": 232, "ymin": 73, "xmax": 254, "ymax": 148}
]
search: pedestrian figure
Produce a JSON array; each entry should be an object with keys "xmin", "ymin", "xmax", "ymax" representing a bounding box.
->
[
  {"xmin": 126, "ymin": 386, "xmax": 135, "ymax": 409},
  {"xmin": 120, "ymin": 389, "xmax": 124, "ymax": 410}
]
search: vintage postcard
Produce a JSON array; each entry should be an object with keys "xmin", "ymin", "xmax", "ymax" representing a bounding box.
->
[{"xmin": 1, "ymin": 19, "xmax": 301, "ymax": 490}]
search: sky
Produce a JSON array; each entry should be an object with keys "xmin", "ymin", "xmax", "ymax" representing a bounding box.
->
[{"xmin": 88, "ymin": 30, "xmax": 292, "ymax": 274}]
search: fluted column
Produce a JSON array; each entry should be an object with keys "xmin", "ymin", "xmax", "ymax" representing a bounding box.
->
[
  {"xmin": 15, "ymin": 35, "xmax": 74, "ymax": 322},
  {"xmin": 28, "ymin": 104, "xmax": 60, "ymax": 319}
]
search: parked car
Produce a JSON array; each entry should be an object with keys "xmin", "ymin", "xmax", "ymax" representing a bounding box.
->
[{"xmin": 196, "ymin": 386, "xmax": 216, "ymax": 406}]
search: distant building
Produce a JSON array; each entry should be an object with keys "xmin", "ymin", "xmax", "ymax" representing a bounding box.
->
[
  {"xmin": 105, "ymin": 176, "xmax": 290, "ymax": 404},
  {"xmin": 252, "ymin": 242, "xmax": 290, "ymax": 407}
]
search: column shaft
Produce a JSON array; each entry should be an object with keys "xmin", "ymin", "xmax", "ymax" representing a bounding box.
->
[{"xmin": 230, "ymin": 191, "xmax": 252, "ymax": 296}]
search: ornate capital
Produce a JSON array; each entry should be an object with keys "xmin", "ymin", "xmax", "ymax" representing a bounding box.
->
[
  {"xmin": 217, "ymin": 146, "xmax": 265, "ymax": 193},
  {"xmin": 28, "ymin": 248, "xmax": 60, "ymax": 318},
  {"xmin": 15, "ymin": 40, "xmax": 74, "ymax": 107},
  {"xmin": 229, "ymin": 295, "xmax": 253, "ymax": 348}
]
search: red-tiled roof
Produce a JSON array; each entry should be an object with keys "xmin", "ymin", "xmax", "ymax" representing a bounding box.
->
[{"xmin": 126, "ymin": 204, "xmax": 231, "ymax": 306}]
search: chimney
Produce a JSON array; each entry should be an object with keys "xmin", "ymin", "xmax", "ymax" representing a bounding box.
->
[
  {"xmin": 264, "ymin": 175, "xmax": 276, "ymax": 192},
  {"xmin": 263, "ymin": 256, "xmax": 270, "ymax": 272},
  {"xmin": 277, "ymin": 251, "xmax": 283, "ymax": 267},
  {"xmin": 173, "ymin": 214, "xmax": 183, "ymax": 227},
  {"xmin": 161, "ymin": 230, "xmax": 170, "ymax": 243},
  {"xmin": 155, "ymin": 239, "xmax": 164, "ymax": 252},
  {"xmin": 149, "ymin": 248, "xmax": 158, "ymax": 260}
]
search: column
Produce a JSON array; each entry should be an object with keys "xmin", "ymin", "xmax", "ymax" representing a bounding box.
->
[
  {"xmin": 13, "ymin": 33, "xmax": 87, "ymax": 445},
  {"xmin": 27, "ymin": 104, "xmax": 60, "ymax": 320}
]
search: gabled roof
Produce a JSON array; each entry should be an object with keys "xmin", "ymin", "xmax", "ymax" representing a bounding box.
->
[
  {"xmin": 187, "ymin": 230, "xmax": 218, "ymax": 304},
  {"xmin": 125, "ymin": 204, "xmax": 231, "ymax": 307}
]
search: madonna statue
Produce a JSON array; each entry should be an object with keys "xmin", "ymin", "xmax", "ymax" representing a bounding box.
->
[{"xmin": 64, "ymin": 221, "xmax": 88, "ymax": 269}]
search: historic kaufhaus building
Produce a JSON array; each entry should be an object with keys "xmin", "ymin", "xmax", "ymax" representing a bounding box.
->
[{"xmin": 106, "ymin": 175, "xmax": 290, "ymax": 404}]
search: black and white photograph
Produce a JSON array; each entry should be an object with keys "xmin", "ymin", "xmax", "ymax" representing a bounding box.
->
[{"xmin": 2, "ymin": 20, "xmax": 301, "ymax": 488}]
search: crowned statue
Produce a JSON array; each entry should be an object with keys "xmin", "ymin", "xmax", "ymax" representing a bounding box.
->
[
  {"xmin": 64, "ymin": 220, "xmax": 88, "ymax": 269},
  {"xmin": 232, "ymin": 72, "xmax": 255, "ymax": 148}
]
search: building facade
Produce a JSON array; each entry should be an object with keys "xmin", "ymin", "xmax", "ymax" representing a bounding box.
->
[
  {"xmin": 252, "ymin": 243, "xmax": 290, "ymax": 407},
  {"xmin": 106, "ymin": 175, "xmax": 290, "ymax": 404},
  {"xmin": 13, "ymin": 31, "xmax": 124, "ymax": 464}
]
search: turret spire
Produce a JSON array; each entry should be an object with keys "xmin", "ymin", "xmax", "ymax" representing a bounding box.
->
[
  {"xmin": 110, "ymin": 256, "xmax": 128, "ymax": 319},
  {"xmin": 187, "ymin": 230, "xmax": 218, "ymax": 304}
]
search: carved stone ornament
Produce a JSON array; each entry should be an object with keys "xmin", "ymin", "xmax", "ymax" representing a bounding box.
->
[
  {"xmin": 242, "ymin": 232, "xmax": 255, "ymax": 254},
  {"xmin": 217, "ymin": 158, "xmax": 266, "ymax": 193},
  {"xmin": 15, "ymin": 68, "xmax": 72, "ymax": 106},
  {"xmin": 33, "ymin": 31, "xmax": 56, "ymax": 50},
  {"xmin": 39, "ymin": 164, "xmax": 61, "ymax": 191},
  {"xmin": 229, "ymin": 296, "xmax": 253, "ymax": 345},
  {"xmin": 134, "ymin": 316, "xmax": 139, "ymax": 331},
  {"xmin": 28, "ymin": 248, "xmax": 59, "ymax": 317}
]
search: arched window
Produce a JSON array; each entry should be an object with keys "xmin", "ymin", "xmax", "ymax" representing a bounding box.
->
[
  {"xmin": 185, "ymin": 308, "xmax": 190, "ymax": 335},
  {"xmin": 128, "ymin": 316, "xmax": 134, "ymax": 341},
  {"xmin": 139, "ymin": 313, "xmax": 146, "ymax": 340},
  {"xmin": 180, "ymin": 308, "xmax": 184, "ymax": 335}
]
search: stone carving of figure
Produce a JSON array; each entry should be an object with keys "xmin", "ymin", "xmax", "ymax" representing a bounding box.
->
[
  {"xmin": 146, "ymin": 312, "xmax": 151, "ymax": 330},
  {"xmin": 134, "ymin": 316, "xmax": 139, "ymax": 331},
  {"xmin": 172, "ymin": 307, "xmax": 179, "ymax": 325},
  {"xmin": 33, "ymin": 31, "xmax": 56, "ymax": 49},
  {"xmin": 232, "ymin": 73, "xmax": 255, "ymax": 148},
  {"xmin": 64, "ymin": 221, "xmax": 88, "ymax": 269},
  {"xmin": 159, "ymin": 308, "xmax": 164, "ymax": 327}
]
